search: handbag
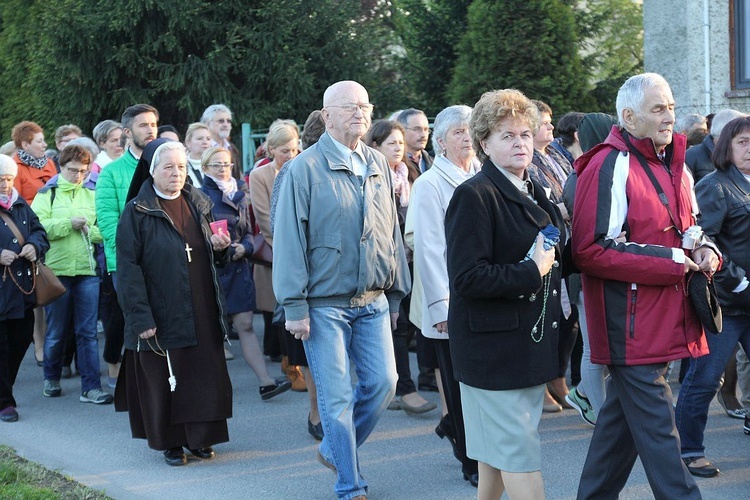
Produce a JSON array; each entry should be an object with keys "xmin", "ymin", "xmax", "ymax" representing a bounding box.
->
[
  {"xmin": 0, "ymin": 211, "xmax": 66, "ymax": 306},
  {"xmin": 248, "ymin": 203, "xmax": 273, "ymax": 267},
  {"xmin": 622, "ymin": 132, "xmax": 722, "ymax": 334}
]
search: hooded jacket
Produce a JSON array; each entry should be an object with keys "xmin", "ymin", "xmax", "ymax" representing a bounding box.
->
[{"xmin": 572, "ymin": 126, "xmax": 709, "ymax": 365}]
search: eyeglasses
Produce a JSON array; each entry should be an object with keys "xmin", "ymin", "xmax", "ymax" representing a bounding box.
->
[
  {"xmin": 65, "ymin": 167, "xmax": 89, "ymax": 175},
  {"xmin": 207, "ymin": 163, "xmax": 234, "ymax": 170},
  {"xmin": 405, "ymin": 126, "xmax": 430, "ymax": 133},
  {"xmin": 327, "ymin": 103, "xmax": 374, "ymax": 115},
  {"xmin": 213, "ymin": 118, "xmax": 232, "ymax": 125}
]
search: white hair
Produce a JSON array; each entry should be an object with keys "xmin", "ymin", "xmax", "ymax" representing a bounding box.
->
[
  {"xmin": 201, "ymin": 104, "xmax": 232, "ymax": 124},
  {"xmin": 150, "ymin": 141, "xmax": 186, "ymax": 175},
  {"xmin": 710, "ymin": 109, "xmax": 748, "ymax": 138},
  {"xmin": 431, "ymin": 105, "xmax": 472, "ymax": 155},
  {"xmin": 615, "ymin": 73, "xmax": 671, "ymax": 126}
]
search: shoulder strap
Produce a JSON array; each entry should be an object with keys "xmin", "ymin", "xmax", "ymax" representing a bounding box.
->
[
  {"xmin": 621, "ymin": 132, "xmax": 683, "ymax": 238},
  {"xmin": 0, "ymin": 211, "xmax": 25, "ymax": 246}
]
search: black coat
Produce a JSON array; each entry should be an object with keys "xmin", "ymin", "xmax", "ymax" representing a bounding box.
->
[
  {"xmin": 0, "ymin": 196, "xmax": 49, "ymax": 320},
  {"xmin": 116, "ymin": 179, "xmax": 230, "ymax": 351},
  {"xmin": 696, "ymin": 165, "xmax": 750, "ymax": 315},
  {"xmin": 445, "ymin": 160, "xmax": 564, "ymax": 391},
  {"xmin": 686, "ymin": 134, "xmax": 715, "ymax": 183}
]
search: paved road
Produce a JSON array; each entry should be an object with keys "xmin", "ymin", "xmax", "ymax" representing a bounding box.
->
[{"xmin": 1, "ymin": 316, "xmax": 748, "ymax": 499}]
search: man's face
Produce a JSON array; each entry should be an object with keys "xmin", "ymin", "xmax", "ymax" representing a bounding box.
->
[
  {"xmin": 127, "ymin": 112, "xmax": 158, "ymax": 152},
  {"xmin": 56, "ymin": 132, "xmax": 80, "ymax": 151},
  {"xmin": 208, "ymin": 111, "xmax": 232, "ymax": 142},
  {"xmin": 626, "ymin": 83, "xmax": 675, "ymax": 151},
  {"xmin": 323, "ymin": 84, "xmax": 372, "ymax": 146},
  {"xmin": 403, "ymin": 113, "xmax": 430, "ymax": 153}
]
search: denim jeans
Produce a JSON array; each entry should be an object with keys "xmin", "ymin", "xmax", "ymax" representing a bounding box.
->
[
  {"xmin": 304, "ymin": 294, "xmax": 397, "ymax": 500},
  {"xmin": 676, "ymin": 314, "xmax": 750, "ymax": 458},
  {"xmin": 43, "ymin": 275, "xmax": 102, "ymax": 393}
]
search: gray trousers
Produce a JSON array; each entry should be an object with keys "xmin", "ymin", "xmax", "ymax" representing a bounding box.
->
[
  {"xmin": 577, "ymin": 363, "xmax": 701, "ymax": 500},
  {"xmin": 738, "ymin": 346, "xmax": 750, "ymax": 409}
]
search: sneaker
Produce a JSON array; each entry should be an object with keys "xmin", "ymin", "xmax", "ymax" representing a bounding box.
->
[
  {"xmin": 565, "ymin": 387, "xmax": 597, "ymax": 427},
  {"xmin": 0, "ymin": 406, "xmax": 18, "ymax": 422},
  {"xmin": 259, "ymin": 380, "xmax": 292, "ymax": 401},
  {"xmin": 80, "ymin": 388, "xmax": 114, "ymax": 404},
  {"xmin": 43, "ymin": 379, "xmax": 61, "ymax": 397}
]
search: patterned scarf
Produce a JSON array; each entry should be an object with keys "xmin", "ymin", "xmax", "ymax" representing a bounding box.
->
[
  {"xmin": 0, "ymin": 187, "xmax": 18, "ymax": 210},
  {"xmin": 17, "ymin": 149, "xmax": 49, "ymax": 170},
  {"xmin": 391, "ymin": 162, "xmax": 411, "ymax": 207}
]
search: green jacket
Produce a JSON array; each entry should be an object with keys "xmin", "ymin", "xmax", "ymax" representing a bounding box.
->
[
  {"xmin": 31, "ymin": 176, "xmax": 102, "ymax": 277},
  {"xmin": 95, "ymin": 151, "xmax": 137, "ymax": 272}
]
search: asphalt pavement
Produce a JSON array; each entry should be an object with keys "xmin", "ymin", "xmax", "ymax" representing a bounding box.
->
[{"xmin": 1, "ymin": 315, "xmax": 748, "ymax": 499}]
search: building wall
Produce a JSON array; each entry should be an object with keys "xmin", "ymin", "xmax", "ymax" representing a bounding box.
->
[{"xmin": 644, "ymin": 0, "xmax": 750, "ymax": 118}]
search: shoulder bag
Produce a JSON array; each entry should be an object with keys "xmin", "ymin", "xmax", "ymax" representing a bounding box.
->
[{"xmin": 248, "ymin": 203, "xmax": 273, "ymax": 267}]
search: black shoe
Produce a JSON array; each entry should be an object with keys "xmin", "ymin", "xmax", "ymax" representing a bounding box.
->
[
  {"xmin": 188, "ymin": 447, "xmax": 215, "ymax": 459},
  {"xmin": 308, "ymin": 415, "xmax": 324, "ymax": 441},
  {"xmin": 683, "ymin": 457, "xmax": 719, "ymax": 478},
  {"xmin": 744, "ymin": 416, "xmax": 750, "ymax": 435},
  {"xmin": 0, "ymin": 407, "xmax": 18, "ymax": 422},
  {"xmin": 260, "ymin": 380, "xmax": 292, "ymax": 401},
  {"xmin": 164, "ymin": 447, "xmax": 187, "ymax": 466},
  {"xmin": 463, "ymin": 470, "xmax": 479, "ymax": 488},
  {"xmin": 435, "ymin": 414, "xmax": 461, "ymax": 463},
  {"xmin": 418, "ymin": 381, "xmax": 439, "ymax": 392}
]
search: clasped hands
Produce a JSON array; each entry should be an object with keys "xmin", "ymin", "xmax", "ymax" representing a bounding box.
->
[
  {"xmin": 685, "ymin": 246, "xmax": 719, "ymax": 275},
  {"xmin": 0, "ymin": 244, "xmax": 36, "ymax": 265}
]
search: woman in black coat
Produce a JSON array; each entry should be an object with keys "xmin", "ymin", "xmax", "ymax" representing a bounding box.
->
[
  {"xmin": 0, "ymin": 154, "xmax": 49, "ymax": 422},
  {"xmin": 445, "ymin": 89, "xmax": 564, "ymax": 499}
]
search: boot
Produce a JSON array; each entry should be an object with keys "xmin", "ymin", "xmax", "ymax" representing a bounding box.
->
[{"xmin": 281, "ymin": 356, "xmax": 307, "ymax": 392}]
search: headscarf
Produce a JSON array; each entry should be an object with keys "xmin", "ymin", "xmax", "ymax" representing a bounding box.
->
[{"xmin": 125, "ymin": 138, "xmax": 171, "ymax": 203}]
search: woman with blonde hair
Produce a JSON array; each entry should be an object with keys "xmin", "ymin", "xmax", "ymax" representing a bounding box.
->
[{"xmin": 184, "ymin": 123, "xmax": 213, "ymax": 188}]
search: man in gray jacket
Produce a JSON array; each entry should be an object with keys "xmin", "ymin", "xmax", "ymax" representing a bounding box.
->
[{"xmin": 273, "ymin": 80, "xmax": 410, "ymax": 500}]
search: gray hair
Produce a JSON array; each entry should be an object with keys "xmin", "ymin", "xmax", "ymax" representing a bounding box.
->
[
  {"xmin": 675, "ymin": 113, "xmax": 706, "ymax": 134},
  {"xmin": 150, "ymin": 141, "xmax": 186, "ymax": 175},
  {"xmin": 92, "ymin": 120, "xmax": 122, "ymax": 146},
  {"xmin": 396, "ymin": 108, "xmax": 427, "ymax": 128},
  {"xmin": 710, "ymin": 108, "xmax": 748, "ymax": 138},
  {"xmin": 66, "ymin": 137, "xmax": 100, "ymax": 158},
  {"xmin": 431, "ymin": 105, "xmax": 472, "ymax": 155},
  {"xmin": 615, "ymin": 73, "xmax": 671, "ymax": 127},
  {"xmin": 201, "ymin": 104, "xmax": 233, "ymax": 124}
]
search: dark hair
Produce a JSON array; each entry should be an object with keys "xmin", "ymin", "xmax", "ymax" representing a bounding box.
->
[
  {"xmin": 11, "ymin": 121, "xmax": 43, "ymax": 148},
  {"xmin": 158, "ymin": 125, "xmax": 181, "ymax": 141},
  {"xmin": 300, "ymin": 110, "xmax": 325, "ymax": 150},
  {"xmin": 395, "ymin": 108, "xmax": 426, "ymax": 127},
  {"xmin": 121, "ymin": 104, "xmax": 159, "ymax": 131},
  {"xmin": 363, "ymin": 120, "xmax": 404, "ymax": 147},
  {"xmin": 712, "ymin": 116, "xmax": 750, "ymax": 171},
  {"xmin": 556, "ymin": 112, "xmax": 585, "ymax": 148},
  {"xmin": 59, "ymin": 144, "xmax": 92, "ymax": 167}
]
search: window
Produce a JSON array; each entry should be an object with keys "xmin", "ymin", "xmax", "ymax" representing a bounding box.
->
[{"xmin": 734, "ymin": 0, "xmax": 750, "ymax": 89}]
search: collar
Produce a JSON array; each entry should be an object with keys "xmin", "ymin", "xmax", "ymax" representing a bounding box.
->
[
  {"xmin": 329, "ymin": 135, "xmax": 367, "ymax": 164},
  {"xmin": 432, "ymin": 155, "xmax": 477, "ymax": 187},
  {"xmin": 495, "ymin": 163, "xmax": 533, "ymax": 197}
]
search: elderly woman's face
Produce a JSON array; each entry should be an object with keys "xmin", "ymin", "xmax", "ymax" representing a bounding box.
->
[
  {"xmin": 204, "ymin": 150, "xmax": 233, "ymax": 181},
  {"xmin": 481, "ymin": 117, "xmax": 534, "ymax": 178},
  {"xmin": 153, "ymin": 149, "xmax": 187, "ymax": 196},
  {"xmin": 441, "ymin": 124, "xmax": 473, "ymax": 163},
  {"xmin": 374, "ymin": 129, "xmax": 404, "ymax": 168},
  {"xmin": 533, "ymin": 112, "xmax": 554, "ymax": 151},
  {"xmin": 731, "ymin": 130, "xmax": 750, "ymax": 174},
  {"xmin": 23, "ymin": 132, "xmax": 47, "ymax": 159},
  {"xmin": 102, "ymin": 128, "xmax": 124, "ymax": 160},
  {"xmin": 0, "ymin": 174, "xmax": 14, "ymax": 196}
]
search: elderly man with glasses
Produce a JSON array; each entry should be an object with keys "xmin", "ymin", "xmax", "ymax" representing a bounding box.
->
[
  {"xmin": 201, "ymin": 104, "xmax": 242, "ymax": 180},
  {"xmin": 273, "ymin": 80, "xmax": 410, "ymax": 500}
]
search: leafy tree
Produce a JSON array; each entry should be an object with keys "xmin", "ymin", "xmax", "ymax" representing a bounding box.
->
[{"xmin": 448, "ymin": 0, "xmax": 593, "ymax": 114}]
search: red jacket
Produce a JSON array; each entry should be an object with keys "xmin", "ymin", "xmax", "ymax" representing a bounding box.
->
[
  {"xmin": 13, "ymin": 154, "xmax": 57, "ymax": 205},
  {"xmin": 572, "ymin": 126, "xmax": 709, "ymax": 365}
]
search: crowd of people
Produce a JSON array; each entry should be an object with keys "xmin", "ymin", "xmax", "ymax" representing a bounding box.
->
[{"xmin": 0, "ymin": 73, "xmax": 749, "ymax": 500}]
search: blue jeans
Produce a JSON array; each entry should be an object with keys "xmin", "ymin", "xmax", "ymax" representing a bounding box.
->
[
  {"xmin": 676, "ymin": 314, "xmax": 750, "ymax": 458},
  {"xmin": 304, "ymin": 294, "xmax": 397, "ymax": 500},
  {"xmin": 43, "ymin": 275, "xmax": 102, "ymax": 394}
]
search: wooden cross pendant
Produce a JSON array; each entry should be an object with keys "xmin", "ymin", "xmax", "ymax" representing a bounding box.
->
[{"xmin": 185, "ymin": 243, "xmax": 193, "ymax": 263}]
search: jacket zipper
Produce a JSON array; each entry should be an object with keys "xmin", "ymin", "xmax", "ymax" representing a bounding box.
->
[{"xmin": 629, "ymin": 283, "xmax": 638, "ymax": 339}]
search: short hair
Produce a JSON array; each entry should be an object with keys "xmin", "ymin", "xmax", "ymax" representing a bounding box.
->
[
  {"xmin": 121, "ymin": 104, "xmax": 159, "ymax": 131},
  {"xmin": 301, "ymin": 110, "xmax": 325, "ymax": 149},
  {"xmin": 92, "ymin": 120, "xmax": 122, "ymax": 146},
  {"xmin": 200, "ymin": 146, "xmax": 232, "ymax": 171},
  {"xmin": 54, "ymin": 124, "xmax": 82, "ymax": 144},
  {"xmin": 710, "ymin": 109, "xmax": 747, "ymax": 139},
  {"xmin": 396, "ymin": 108, "xmax": 427, "ymax": 128},
  {"xmin": 470, "ymin": 89, "xmax": 539, "ymax": 163},
  {"xmin": 615, "ymin": 73, "xmax": 670, "ymax": 127},
  {"xmin": 58, "ymin": 144, "xmax": 92, "ymax": 167},
  {"xmin": 265, "ymin": 119, "xmax": 299, "ymax": 153},
  {"xmin": 201, "ymin": 104, "xmax": 232, "ymax": 124},
  {"xmin": 712, "ymin": 116, "xmax": 750, "ymax": 171},
  {"xmin": 532, "ymin": 100, "xmax": 553, "ymax": 117},
  {"xmin": 675, "ymin": 113, "xmax": 706, "ymax": 135},
  {"xmin": 184, "ymin": 122, "xmax": 211, "ymax": 144},
  {"xmin": 66, "ymin": 137, "xmax": 100, "ymax": 159},
  {"xmin": 556, "ymin": 112, "xmax": 585, "ymax": 148},
  {"xmin": 150, "ymin": 141, "xmax": 185, "ymax": 173},
  {"xmin": 11, "ymin": 121, "xmax": 43, "ymax": 148},
  {"xmin": 158, "ymin": 125, "xmax": 181, "ymax": 141},
  {"xmin": 363, "ymin": 120, "xmax": 404, "ymax": 148},
  {"xmin": 431, "ymin": 105, "xmax": 472, "ymax": 155}
]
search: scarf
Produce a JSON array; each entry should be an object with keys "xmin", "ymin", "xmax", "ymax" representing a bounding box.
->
[
  {"xmin": 391, "ymin": 162, "xmax": 410, "ymax": 207},
  {"xmin": 17, "ymin": 149, "xmax": 49, "ymax": 170},
  {"xmin": 206, "ymin": 174, "xmax": 238, "ymax": 198},
  {"xmin": 0, "ymin": 187, "xmax": 19, "ymax": 210}
]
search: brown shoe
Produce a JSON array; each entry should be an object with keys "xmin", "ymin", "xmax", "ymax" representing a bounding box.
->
[{"xmin": 282, "ymin": 356, "xmax": 307, "ymax": 392}]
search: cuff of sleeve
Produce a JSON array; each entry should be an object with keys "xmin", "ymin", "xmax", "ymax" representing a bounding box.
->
[
  {"xmin": 427, "ymin": 299, "xmax": 449, "ymax": 327},
  {"xmin": 388, "ymin": 298, "xmax": 401, "ymax": 314},
  {"xmin": 671, "ymin": 248, "xmax": 686, "ymax": 265},
  {"xmin": 733, "ymin": 277, "xmax": 749, "ymax": 293},
  {"xmin": 284, "ymin": 303, "xmax": 309, "ymax": 322}
]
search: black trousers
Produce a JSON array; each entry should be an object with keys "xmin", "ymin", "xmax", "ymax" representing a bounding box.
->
[
  {"xmin": 435, "ymin": 338, "xmax": 477, "ymax": 475},
  {"xmin": 0, "ymin": 308, "xmax": 34, "ymax": 409},
  {"xmin": 577, "ymin": 363, "xmax": 701, "ymax": 500}
]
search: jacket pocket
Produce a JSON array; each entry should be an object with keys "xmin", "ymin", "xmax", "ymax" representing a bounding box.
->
[
  {"xmin": 307, "ymin": 233, "xmax": 341, "ymax": 292},
  {"xmin": 468, "ymin": 306, "xmax": 520, "ymax": 333}
]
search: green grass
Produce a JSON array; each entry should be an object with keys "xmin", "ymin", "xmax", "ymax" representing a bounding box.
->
[{"xmin": 0, "ymin": 445, "xmax": 111, "ymax": 499}]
